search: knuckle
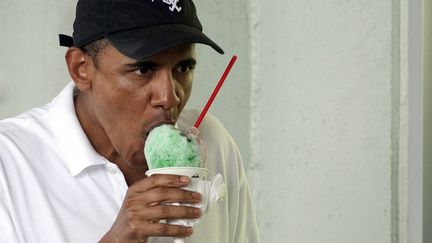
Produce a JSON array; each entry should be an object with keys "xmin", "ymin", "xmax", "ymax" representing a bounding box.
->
[
  {"xmin": 148, "ymin": 175, "xmax": 159, "ymax": 186},
  {"xmin": 125, "ymin": 210, "xmax": 139, "ymax": 224},
  {"xmin": 187, "ymin": 207, "xmax": 195, "ymax": 215},
  {"xmin": 125, "ymin": 208, "xmax": 135, "ymax": 219},
  {"xmin": 184, "ymin": 190, "xmax": 193, "ymax": 199},
  {"xmin": 123, "ymin": 202, "xmax": 141, "ymax": 221},
  {"xmin": 157, "ymin": 187, "xmax": 169, "ymax": 195},
  {"xmin": 164, "ymin": 175, "xmax": 176, "ymax": 185},
  {"xmin": 156, "ymin": 224, "xmax": 170, "ymax": 234},
  {"xmin": 169, "ymin": 175, "xmax": 180, "ymax": 185},
  {"xmin": 148, "ymin": 174, "xmax": 180, "ymax": 187},
  {"xmin": 126, "ymin": 218, "xmax": 153, "ymax": 238},
  {"xmin": 127, "ymin": 221, "xmax": 139, "ymax": 234},
  {"xmin": 157, "ymin": 206, "xmax": 169, "ymax": 216},
  {"xmin": 124, "ymin": 219, "xmax": 142, "ymax": 238},
  {"xmin": 124, "ymin": 199, "xmax": 138, "ymax": 211}
]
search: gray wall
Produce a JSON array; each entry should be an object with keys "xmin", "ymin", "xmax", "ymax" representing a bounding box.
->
[
  {"xmin": 0, "ymin": 0, "xmax": 76, "ymax": 116},
  {"xmin": 424, "ymin": 0, "xmax": 432, "ymax": 242},
  {"xmin": 251, "ymin": 0, "xmax": 396, "ymax": 242}
]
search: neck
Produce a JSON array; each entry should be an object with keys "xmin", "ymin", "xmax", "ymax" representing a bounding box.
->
[
  {"xmin": 112, "ymin": 157, "xmax": 149, "ymax": 185},
  {"xmin": 74, "ymin": 93, "xmax": 147, "ymax": 185},
  {"xmin": 74, "ymin": 93, "xmax": 116, "ymax": 159}
]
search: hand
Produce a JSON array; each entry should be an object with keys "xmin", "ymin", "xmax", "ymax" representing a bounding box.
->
[{"xmin": 99, "ymin": 174, "xmax": 202, "ymax": 243}]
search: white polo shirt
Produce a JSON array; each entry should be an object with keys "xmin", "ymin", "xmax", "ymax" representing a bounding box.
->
[{"xmin": 0, "ymin": 83, "xmax": 259, "ymax": 243}]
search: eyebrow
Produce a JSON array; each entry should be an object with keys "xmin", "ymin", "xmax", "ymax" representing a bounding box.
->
[
  {"xmin": 177, "ymin": 58, "xmax": 197, "ymax": 67},
  {"xmin": 124, "ymin": 58, "xmax": 197, "ymax": 69},
  {"xmin": 125, "ymin": 60, "xmax": 160, "ymax": 69}
]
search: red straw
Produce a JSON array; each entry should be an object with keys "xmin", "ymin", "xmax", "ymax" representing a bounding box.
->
[{"xmin": 194, "ymin": 55, "xmax": 238, "ymax": 128}]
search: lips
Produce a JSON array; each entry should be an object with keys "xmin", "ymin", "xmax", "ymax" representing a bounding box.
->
[
  {"xmin": 144, "ymin": 119, "xmax": 175, "ymax": 138},
  {"xmin": 142, "ymin": 110, "xmax": 177, "ymax": 139}
]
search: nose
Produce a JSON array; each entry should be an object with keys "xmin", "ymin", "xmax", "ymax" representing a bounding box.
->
[{"xmin": 150, "ymin": 69, "xmax": 180, "ymax": 110}]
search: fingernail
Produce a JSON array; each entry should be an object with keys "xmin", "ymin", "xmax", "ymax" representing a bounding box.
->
[
  {"xmin": 186, "ymin": 227, "xmax": 193, "ymax": 234},
  {"xmin": 180, "ymin": 176, "xmax": 190, "ymax": 183},
  {"xmin": 192, "ymin": 192, "xmax": 201, "ymax": 199}
]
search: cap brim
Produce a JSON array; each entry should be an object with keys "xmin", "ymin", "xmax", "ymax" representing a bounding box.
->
[{"xmin": 106, "ymin": 24, "xmax": 224, "ymax": 59}]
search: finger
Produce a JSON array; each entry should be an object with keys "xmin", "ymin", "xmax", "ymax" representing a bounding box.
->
[
  {"xmin": 132, "ymin": 174, "xmax": 190, "ymax": 193},
  {"xmin": 142, "ymin": 222, "xmax": 194, "ymax": 238},
  {"xmin": 141, "ymin": 187, "xmax": 201, "ymax": 205},
  {"xmin": 142, "ymin": 205, "xmax": 202, "ymax": 221}
]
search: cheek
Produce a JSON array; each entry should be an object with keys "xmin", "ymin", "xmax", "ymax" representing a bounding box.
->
[
  {"xmin": 97, "ymin": 92, "xmax": 148, "ymax": 160},
  {"xmin": 94, "ymin": 73, "xmax": 142, "ymax": 112},
  {"xmin": 92, "ymin": 77, "xmax": 127, "ymax": 119},
  {"xmin": 92, "ymin": 75, "xmax": 149, "ymax": 138},
  {"xmin": 179, "ymin": 78, "xmax": 193, "ymax": 103}
]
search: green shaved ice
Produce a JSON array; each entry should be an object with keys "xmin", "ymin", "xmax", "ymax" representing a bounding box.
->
[{"xmin": 144, "ymin": 124, "xmax": 203, "ymax": 169}]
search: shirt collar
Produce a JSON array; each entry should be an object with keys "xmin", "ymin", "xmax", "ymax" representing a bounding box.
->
[{"xmin": 47, "ymin": 82, "xmax": 108, "ymax": 176}]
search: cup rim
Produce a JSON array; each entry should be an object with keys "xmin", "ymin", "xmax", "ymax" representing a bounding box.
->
[{"xmin": 145, "ymin": 167, "xmax": 208, "ymax": 176}]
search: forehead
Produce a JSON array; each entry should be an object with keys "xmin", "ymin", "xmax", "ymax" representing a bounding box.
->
[{"xmin": 99, "ymin": 43, "xmax": 196, "ymax": 66}]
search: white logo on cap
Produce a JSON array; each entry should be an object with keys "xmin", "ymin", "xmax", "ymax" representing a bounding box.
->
[{"xmin": 152, "ymin": 0, "xmax": 182, "ymax": 12}]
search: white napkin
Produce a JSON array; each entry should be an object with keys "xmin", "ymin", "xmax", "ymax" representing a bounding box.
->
[{"xmin": 167, "ymin": 173, "xmax": 226, "ymax": 227}]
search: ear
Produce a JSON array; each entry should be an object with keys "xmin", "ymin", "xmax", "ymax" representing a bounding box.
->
[{"xmin": 65, "ymin": 47, "xmax": 94, "ymax": 91}]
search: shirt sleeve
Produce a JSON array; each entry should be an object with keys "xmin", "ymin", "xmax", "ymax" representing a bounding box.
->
[
  {"xmin": 0, "ymin": 159, "xmax": 21, "ymax": 243},
  {"xmin": 0, "ymin": 202, "xmax": 20, "ymax": 243},
  {"xmin": 232, "ymin": 146, "xmax": 261, "ymax": 243}
]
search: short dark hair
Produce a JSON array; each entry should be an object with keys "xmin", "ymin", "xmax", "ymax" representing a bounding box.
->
[{"xmin": 80, "ymin": 38, "xmax": 111, "ymax": 68}]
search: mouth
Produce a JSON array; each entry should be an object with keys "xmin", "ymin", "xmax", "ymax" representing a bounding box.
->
[{"xmin": 144, "ymin": 119, "xmax": 175, "ymax": 138}]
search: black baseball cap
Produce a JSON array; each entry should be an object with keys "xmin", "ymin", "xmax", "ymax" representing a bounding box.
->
[{"xmin": 59, "ymin": 0, "xmax": 224, "ymax": 59}]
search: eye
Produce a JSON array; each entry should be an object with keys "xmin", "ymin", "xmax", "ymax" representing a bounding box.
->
[
  {"xmin": 134, "ymin": 66, "xmax": 155, "ymax": 77},
  {"xmin": 176, "ymin": 64, "xmax": 195, "ymax": 73}
]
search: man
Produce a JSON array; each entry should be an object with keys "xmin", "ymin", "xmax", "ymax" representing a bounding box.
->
[{"xmin": 0, "ymin": 0, "xmax": 259, "ymax": 242}]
